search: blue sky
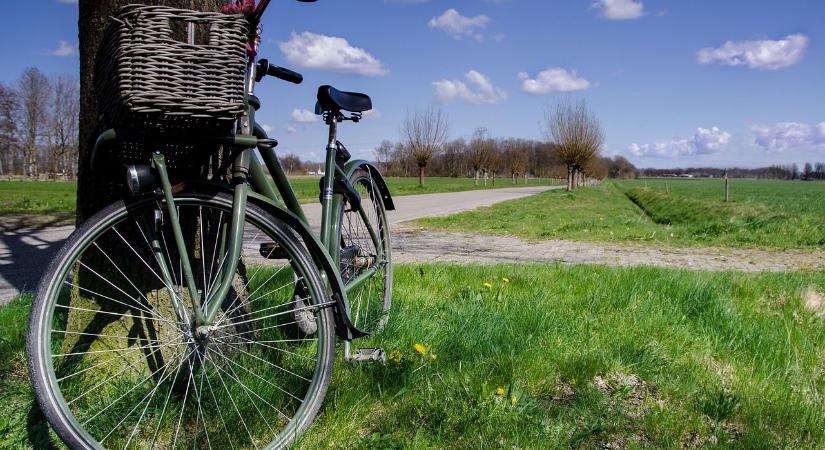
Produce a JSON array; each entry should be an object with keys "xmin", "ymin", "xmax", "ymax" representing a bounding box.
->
[{"xmin": 3, "ymin": 0, "xmax": 824, "ymax": 168}]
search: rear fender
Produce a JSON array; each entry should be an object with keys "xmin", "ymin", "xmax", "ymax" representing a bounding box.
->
[{"xmin": 341, "ymin": 160, "xmax": 395, "ymax": 211}]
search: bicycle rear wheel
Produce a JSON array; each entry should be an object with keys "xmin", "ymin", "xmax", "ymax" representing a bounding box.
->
[
  {"xmin": 337, "ymin": 167, "xmax": 392, "ymax": 334},
  {"xmin": 28, "ymin": 189, "xmax": 335, "ymax": 449}
]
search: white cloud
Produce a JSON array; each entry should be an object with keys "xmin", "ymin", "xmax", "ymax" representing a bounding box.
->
[
  {"xmin": 750, "ymin": 121, "xmax": 825, "ymax": 152},
  {"xmin": 362, "ymin": 109, "xmax": 382, "ymax": 120},
  {"xmin": 285, "ymin": 125, "xmax": 297, "ymax": 134},
  {"xmin": 629, "ymin": 127, "xmax": 731, "ymax": 158},
  {"xmin": 291, "ymin": 108, "xmax": 317, "ymax": 123},
  {"xmin": 518, "ymin": 68, "xmax": 590, "ymax": 95},
  {"xmin": 279, "ymin": 32, "xmax": 388, "ymax": 76},
  {"xmin": 592, "ymin": 0, "xmax": 645, "ymax": 20},
  {"xmin": 49, "ymin": 40, "xmax": 76, "ymax": 57},
  {"xmin": 261, "ymin": 124, "xmax": 274, "ymax": 134},
  {"xmin": 433, "ymin": 70, "xmax": 507, "ymax": 104},
  {"xmin": 697, "ymin": 34, "xmax": 808, "ymax": 70},
  {"xmin": 428, "ymin": 9, "xmax": 490, "ymax": 41}
]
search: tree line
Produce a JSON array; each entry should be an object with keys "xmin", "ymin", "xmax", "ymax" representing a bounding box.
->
[
  {"xmin": 640, "ymin": 163, "xmax": 825, "ymax": 180},
  {"xmin": 0, "ymin": 68, "xmax": 79, "ymax": 179}
]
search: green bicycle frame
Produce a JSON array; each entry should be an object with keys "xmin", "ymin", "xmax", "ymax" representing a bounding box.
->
[{"xmin": 91, "ymin": 102, "xmax": 387, "ymax": 332}]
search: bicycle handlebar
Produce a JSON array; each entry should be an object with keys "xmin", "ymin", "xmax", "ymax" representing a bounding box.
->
[{"xmin": 256, "ymin": 59, "xmax": 303, "ymax": 84}]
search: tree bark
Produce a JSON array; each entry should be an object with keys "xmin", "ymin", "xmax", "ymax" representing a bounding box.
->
[
  {"xmin": 77, "ymin": 0, "xmax": 223, "ymax": 223},
  {"xmin": 418, "ymin": 164, "xmax": 425, "ymax": 187}
]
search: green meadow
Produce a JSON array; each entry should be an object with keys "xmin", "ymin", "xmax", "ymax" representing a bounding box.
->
[
  {"xmin": 417, "ymin": 179, "xmax": 825, "ymax": 249},
  {"xmin": 3, "ymin": 264, "xmax": 825, "ymax": 448}
]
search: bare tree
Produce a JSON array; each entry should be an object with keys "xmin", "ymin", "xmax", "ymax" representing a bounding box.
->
[
  {"xmin": 468, "ymin": 127, "xmax": 493, "ymax": 186},
  {"xmin": 502, "ymin": 138, "xmax": 529, "ymax": 185},
  {"xmin": 0, "ymin": 83, "xmax": 18, "ymax": 175},
  {"xmin": 18, "ymin": 68, "xmax": 51, "ymax": 178},
  {"xmin": 373, "ymin": 140, "xmax": 393, "ymax": 174},
  {"xmin": 403, "ymin": 107, "xmax": 448, "ymax": 187},
  {"xmin": 544, "ymin": 99, "xmax": 604, "ymax": 191},
  {"xmin": 50, "ymin": 75, "xmax": 80, "ymax": 178},
  {"xmin": 278, "ymin": 153, "xmax": 304, "ymax": 175},
  {"xmin": 487, "ymin": 139, "xmax": 502, "ymax": 186}
]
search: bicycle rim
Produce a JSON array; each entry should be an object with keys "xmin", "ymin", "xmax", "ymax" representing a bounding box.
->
[
  {"xmin": 28, "ymin": 191, "xmax": 335, "ymax": 449},
  {"xmin": 338, "ymin": 167, "xmax": 392, "ymax": 334}
]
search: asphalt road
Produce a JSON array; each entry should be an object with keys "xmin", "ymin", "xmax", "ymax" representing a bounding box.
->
[{"xmin": 0, "ymin": 185, "xmax": 555, "ymax": 304}]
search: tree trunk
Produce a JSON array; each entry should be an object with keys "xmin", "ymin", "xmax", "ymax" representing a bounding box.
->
[
  {"xmin": 418, "ymin": 164, "xmax": 425, "ymax": 187},
  {"xmin": 77, "ymin": 0, "xmax": 223, "ymax": 223},
  {"xmin": 567, "ymin": 165, "xmax": 573, "ymax": 191},
  {"xmin": 512, "ymin": 173, "xmax": 516, "ymax": 185},
  {"xmin": 492, "ymin": 170, "xmax": 496, "ymax": 186},
  {"xmin": 474, "ymin": 169, "xmax": 479, "ymax": 186}
]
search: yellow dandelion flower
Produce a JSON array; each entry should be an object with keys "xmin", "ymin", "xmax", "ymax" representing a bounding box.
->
[
  {"xmin": 430, "ymin": 353, "xmax": 438, "ymax": 361},
  {"xmin": 511, "ymin": 394, "xmax": 518, "ymax": 405},
  {"xmin": 483, "ymin": 282, "xmax": 493, "ymax": 289},
  {"xmin": 388, "ymin": 350, "xmax": 402, "ymax": 363},
  {"xmin": 495, "ymin": 387, "xmax": 505, "ymax": 396},
  {"xmin": 501, "ymin": 277, "xmax": 510, "ymax": 283},
  {"xmin": 413, "ymin": 343, "xmax": 426, "ymax": 355}
]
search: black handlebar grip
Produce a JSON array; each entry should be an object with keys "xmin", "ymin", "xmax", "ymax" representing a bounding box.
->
[
  {"xmin": 255, "ymin": 59, "xmax": 303, "ymax": 84},
  {"xmin": 268, "ymin": 65, "xmax": 303, "ymax": 84}
]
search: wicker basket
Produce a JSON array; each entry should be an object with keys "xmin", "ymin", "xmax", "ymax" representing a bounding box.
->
[{"xmin": 96, "ymin": 4, "xmax": 248, "ymax": 129}]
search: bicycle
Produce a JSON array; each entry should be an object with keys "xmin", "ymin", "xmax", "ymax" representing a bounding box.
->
[{"xmin": 27, "ymin": 1, "xmax": 393, "ymax": 448}]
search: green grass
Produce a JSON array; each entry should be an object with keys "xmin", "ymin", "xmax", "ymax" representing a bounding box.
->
[
  {"xmin": 0, "ymin": 181, "xmax": 77, "ymax": 215},
  {"xmin": 0, "ymin": 177, "xmax": 551, "ymax": 215},
  {"xmin": 417, "ymin": 179, "xmax": 825, "ymax": 249},
  {"xmin": 3, "ymin": 265, "xmax": 825, "ymax": 448}
]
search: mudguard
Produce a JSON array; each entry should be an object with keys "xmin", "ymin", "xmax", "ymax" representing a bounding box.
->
[{"xmin": 341, "ymin": 159, "xmax": 396, "ymax": 211}]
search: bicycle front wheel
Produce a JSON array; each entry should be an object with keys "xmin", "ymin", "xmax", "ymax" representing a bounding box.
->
[
  {"xmin": 28, "ymin": 189, "xmax": 335, "ymax": 449},
  {"xmin": 337, "ymin": 167, "xmax": 393, "ymax": 334}
]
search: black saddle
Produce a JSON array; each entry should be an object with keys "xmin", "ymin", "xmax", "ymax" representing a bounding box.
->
[{"xmin": 315, "ymin": 85, "xmax": 372, "ymax": 114}]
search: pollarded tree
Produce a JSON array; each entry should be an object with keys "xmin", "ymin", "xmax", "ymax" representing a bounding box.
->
[
  {"xmin": 468, "ymin": 127, "xmax": 493, "ymax": 186},
  {"xmin": 403, "ymin": 107, "xmax": 449, "ymax": 187},
  {"xmin": 543, "ymin": 99, "xmax": 604, "ymax": 191}
]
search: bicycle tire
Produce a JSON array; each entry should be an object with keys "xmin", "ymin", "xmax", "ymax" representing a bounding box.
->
[
  {"xmin": 28, "ymin": 188, "xmax": 335, "ymax": 449},
  {"xmin": 336, "ymin": 167, "xmax": 393, "ymax": 335}
]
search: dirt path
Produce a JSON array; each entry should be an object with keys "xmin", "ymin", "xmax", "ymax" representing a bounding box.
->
[{"xmin": 392, "ymin": 225, "xmax": 825, "ymax": 272}]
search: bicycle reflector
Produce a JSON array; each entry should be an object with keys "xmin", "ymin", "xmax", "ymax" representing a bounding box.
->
[{"xmin": 125, "ymin": 164, "xmax": 158, "ymax": 196}]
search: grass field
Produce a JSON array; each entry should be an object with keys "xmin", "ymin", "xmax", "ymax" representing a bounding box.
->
[
  {"xmin": 3, "ymin": 264, "xmax": 825, "ymax": 448},
  {"xmin": 0, "ymin": 181, "xmax": 77, "ymax": 215},
  {"xmin": 0, "ymin": 177, "xmax": 551, "ymax": 215},
  {"xmin": 417, "ymin": 179, "xmax": 825, "ymax": 249}
]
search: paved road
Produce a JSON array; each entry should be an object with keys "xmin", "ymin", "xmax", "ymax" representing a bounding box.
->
[{"xmin": 0, "ymin": 185, "xmax": 555, "ymax": 303}]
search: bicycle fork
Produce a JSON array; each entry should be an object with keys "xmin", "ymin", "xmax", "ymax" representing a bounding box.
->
[{"xmin": 150, "ymin": 149, "xmax": 250, "ymax": 330}]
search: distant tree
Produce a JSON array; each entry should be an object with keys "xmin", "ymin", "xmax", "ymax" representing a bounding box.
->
[
  {"xmin": 487, "ymin": 139, "xmax": 502, "ymax": 186},
  {"xmin": 403, "ymin": 107, "xmax": 448, "ymax": 187},
  {"xmin": 18, "ymin": 68, "xmax": 51, "ymax": 178},
  {"xmin": 608, "ymin": 155, "xmax": 637, "ymax": 179},
  {"xmin": 0, "ymin": 83, "xmax": 18, "ymax": 175},
  {"xmin": 373, "ymin": 140, "xmax": 393, "ymax": 174},
  {"xmin": 441, "ymin": 138, "xmax": 467, "ymax": 178},
  {"xmin": 815, "ymin": 162, "xmax": 825, "ymax": 180},
  {"xmin": 468, "ymin": 127, "xmax": 493, "ymax": 186},
  {"xmin": 50, "ymin": 75, "xmax": 79, "ymax": 178},
  {"xmin": 544, "ymin": 99, "xmax": 604, "ymax": 191},
  {"xmin": 802, "ymin": 162, "xmax": 814, "ymax": 181},
  {"xmin": 278, "ymin": 153, "xmax": 304, "ymax": 175}
]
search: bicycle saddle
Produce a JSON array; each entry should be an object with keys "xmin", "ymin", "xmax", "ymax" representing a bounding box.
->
[{"xmin": 315, "ymin": 85, "xmax": 372, "ymax": 114}]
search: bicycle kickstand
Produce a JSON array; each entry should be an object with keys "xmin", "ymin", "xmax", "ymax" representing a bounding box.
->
[{"xmin": 344, "ymin": 341, "xmax": 386, "ymax": 364}]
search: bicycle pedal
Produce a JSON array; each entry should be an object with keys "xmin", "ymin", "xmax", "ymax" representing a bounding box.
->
[
  {"xmin": 346, "ymin": 348, "xmax": 386, "ymax": 364},
  {"xmin": 259, "ymin": 242, "xmax": 288, "ymax": 259}
]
